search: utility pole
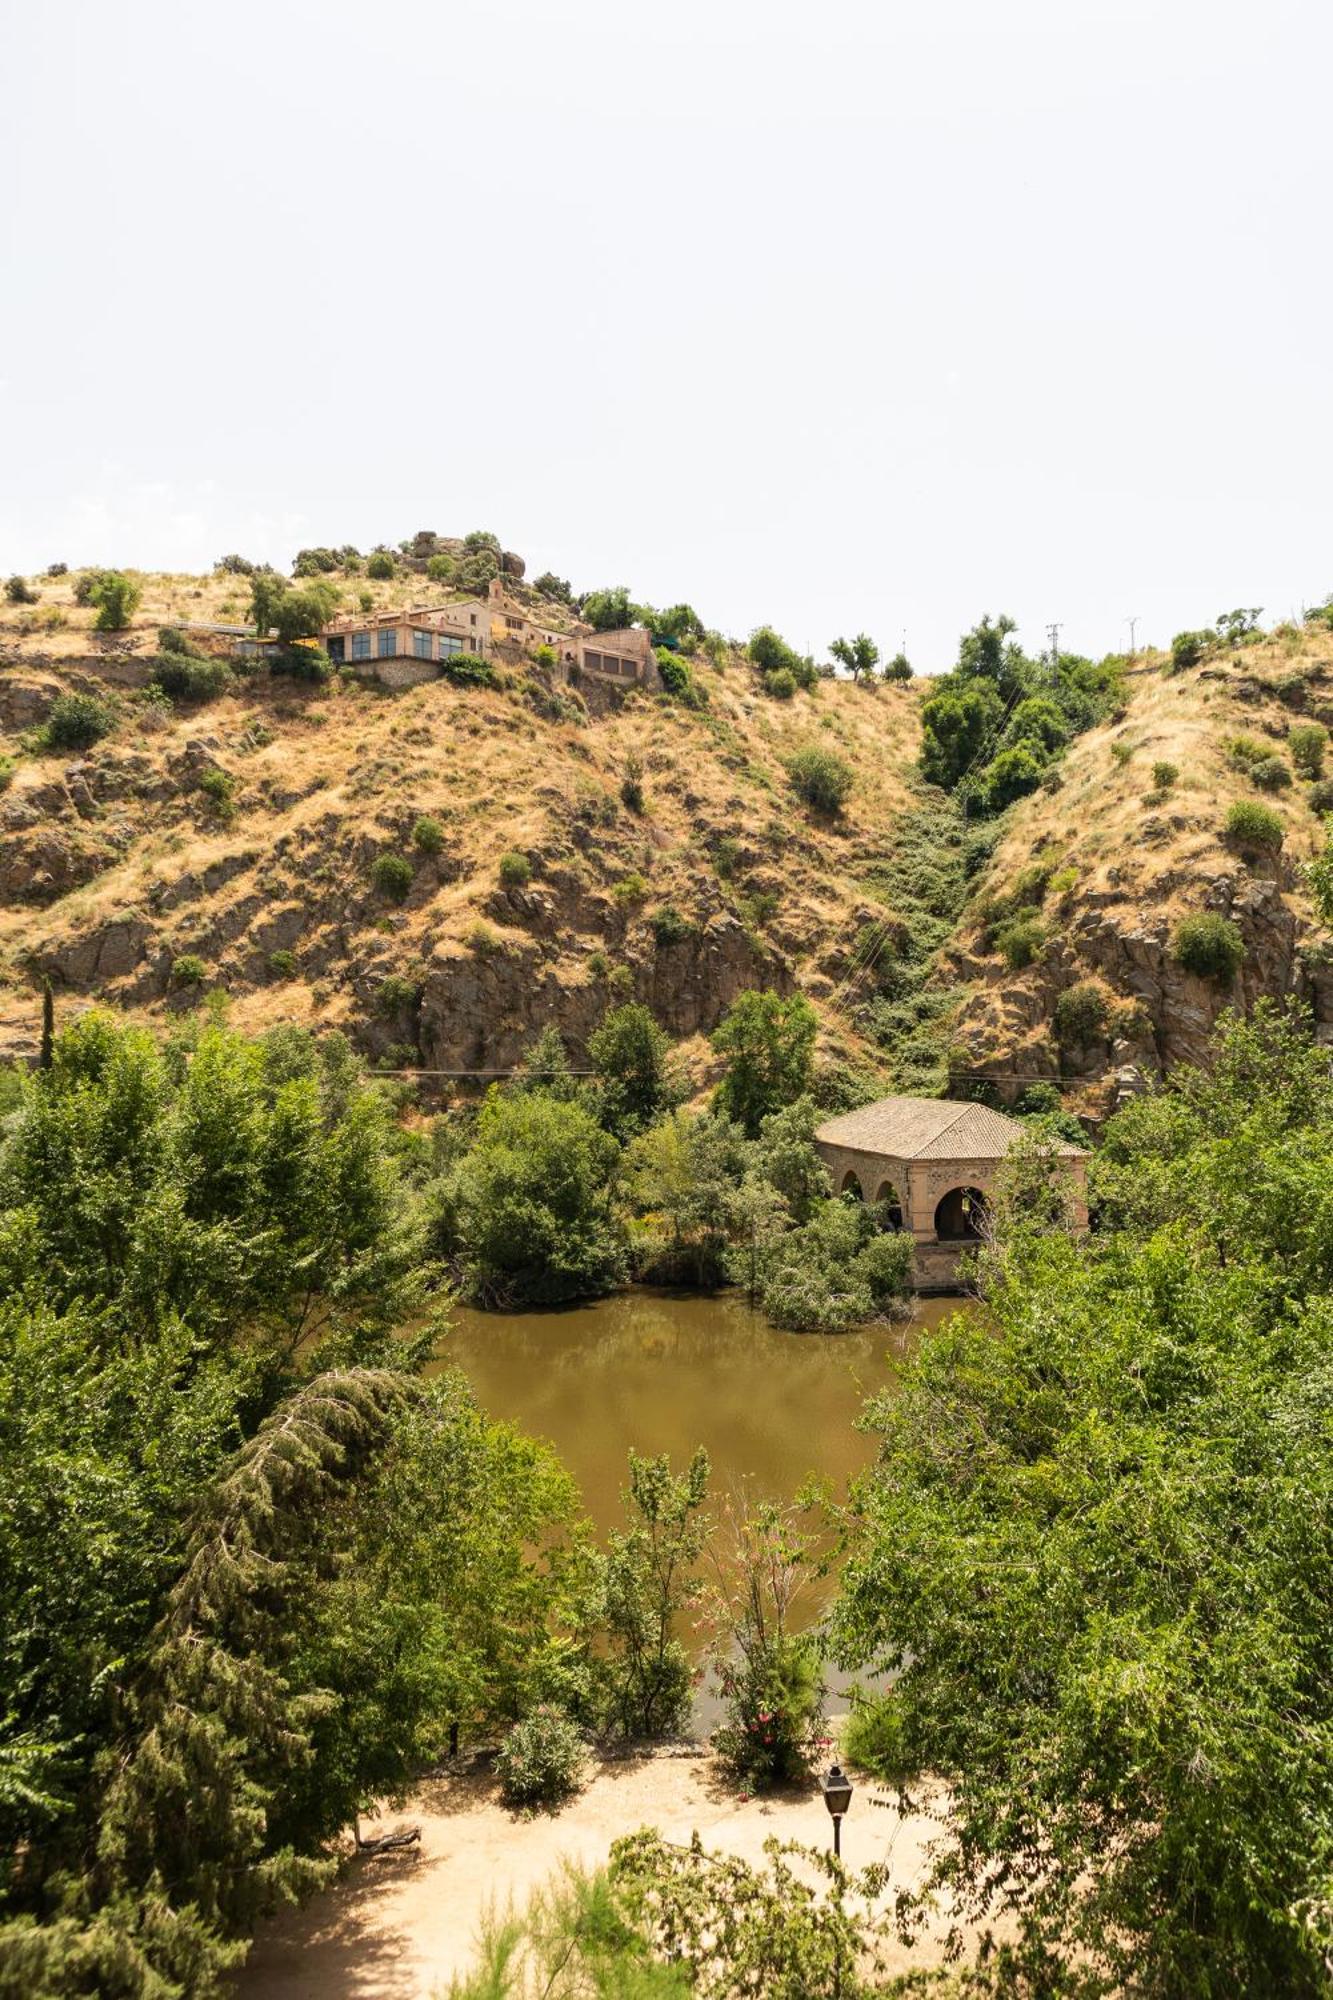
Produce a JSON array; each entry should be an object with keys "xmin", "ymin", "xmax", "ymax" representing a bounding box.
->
[
  {"xmin": 1046, "ymin": 623, "xmax": 1061, "ymax": 674},
  {"xmin": 1126, "ymin": 615, "xmax": 1138, "ymax": 656}
]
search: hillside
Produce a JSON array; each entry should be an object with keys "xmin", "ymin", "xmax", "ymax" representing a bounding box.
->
[
  {"xmin": 0, "ymin": 565, "xmax": 923, "ymax": 1087},
  {"xmin": 946, "ymin": 620, "xmax": 1333, "ymax": 1106},
  {"xmin": 5, "ymin": 563, "xmax": 1333, "ymax": 1116}
]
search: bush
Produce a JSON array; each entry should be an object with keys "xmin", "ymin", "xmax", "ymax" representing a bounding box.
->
[
  {"xmin": 786, "ymin": 745, "xmax": 853, "ymax": 814},
  {"xmin": 411, "ymin": 814, "xmax": 445, "ymax": 854},
  {"xmin": 713, "ymin": 1631, "xmax": 823, "ymax": 1788},
  {"xmin": 214, "ymin": 553, "xmax": 256, "ymax": 576},
  {"xmin": 5, "ymin": 574, "xmax": 37, "ymax": 605},
  {"xmin": 499, "ymin": 850, "xmax": 532, "ymax": 888},
  {"xmin": 1290, "ymin": 723, "xmax": 1328, "ymax": 779},
  {"xmin": 365, "ymin": 552, "xmax": 395, "ymax": 580},
  {"xmin": 1053, "ymin": 982, "xmax": 1110, "ymax": 1047},
  {"xmin": 620, "ymin": 755, "xmax": 645, "ymax": 814},
  {"xmin": 1251, "ymin": 755, "xmax": 1292, "ymax": 792},
  {"xmin": 1228, "ymin": 734, "xmax": 1268, "ymax": 767},
  {"xmin": 1171, "ymin": 628, "xmax": 1214, "ymax": 671},
  {"xmin": 268, "ymin": 949, "xmax": 296, "ymax": 977},
  {"xmin": 1309, "ymin": 779, "xmax": 1333, "ymax": 816},
  {"xmin": 376, "ymin": 974, "xmax": 420, "ymax": 1014},
  {"xmin": 656, "ymin": 652, "xmax": 707, "ymax": 709},
  {"xmin": 1152, "ymin": 760, "xmax": 1179, "ymax": 789},
  {"xmin": 0, "ymin": 755, "xmax": 13, "ymax": 792},
  {"xmin": 270, "ymin": 644, "xmax": 332, "ymax": 684},
  {"xmin": 495, "ymin": 1705, "xmax": 586, "ymax": 1809},
  {"xmin": 151, "ymin": 652, "xmax": 229, "ymax": 703},
  {"xmin": 842, "ymin": 1690, "xmax": 910, "ymax": 1781},
  {"xmin": 466, "ymin": 919, "xmax": 500, "ymax": 954},
  {"xmin": 884, "ymin": 651, "xmax": 913, "ymax": 681},
  {"xmin": 197, "ymin": 767, "xmax": 234, "ymax": 814},
  {"xmin": 44, "ymin": 692, "xmax": 113, "ymax": 750},
  {"xmin": 89, "ymin": 570, "xmax": 142, "ymax": 632},
  {"xmin": 1173, "ymin": 911, "xmax": 1245, "ymax": 983},
  {"xmin": 370, "ymin": 853, "xmax": 413, "ymax": 901},
  {"xmin": 982, "ymin": 745, "xmax": 1045, "ymax": 812},
  {"xmin": 172, "ymin": 954, "xmax": 206, "ymax": 987},
  {"xmin": 45, "ymin": 562, "xmax": 68, "ymax": 578},
  {"xmin": 763, "ymin": 667, "xmax": 796, "ymax": 700},
  {"xmin": 649, "ymin": 904, "xmax": 694, "ymax": 946},
  {"xmin": 1224, "ymin": 799, "xmax": 1284, "ymax": 851},
  {"xmin": 995, "ymin": 913, "xmax": 1047, "ymax": 970},
  {"xmin": 424, "ymin": 553, "xmax": 454, "ymax": 583}
]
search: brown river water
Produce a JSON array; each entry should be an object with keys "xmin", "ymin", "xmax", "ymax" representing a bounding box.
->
[{"xmin": 433, "ymin": 1286, "xmax": 973, "ymax": 1539}]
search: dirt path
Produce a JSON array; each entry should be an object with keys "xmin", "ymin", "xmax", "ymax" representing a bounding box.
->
[{"xmin": 236, "ymin": 1748, "xmax": 960, "ymax": 1997}]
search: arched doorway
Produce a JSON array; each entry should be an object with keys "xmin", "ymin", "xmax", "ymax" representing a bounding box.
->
[
  {"xmin": 934, "ymin": 1186, "xmax": 988, "ymax": 1241},
  {"xmin": 840, "ymin": 1171, "xmax": 864, "ymax": 1201},
  {"xmin": 873, "ymin": 1181, "xmax": 905, "ymax": 1232}
]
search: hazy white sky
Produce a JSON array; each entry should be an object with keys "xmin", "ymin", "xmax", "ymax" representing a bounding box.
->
[{"xmin": 3, "ymin": 0, "xmax": 1330, "ymax": 668}]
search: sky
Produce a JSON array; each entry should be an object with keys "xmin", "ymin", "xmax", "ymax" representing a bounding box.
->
[{"xmin": 3, "ymin": 0, "xmax": 1331, "ymax": 671}]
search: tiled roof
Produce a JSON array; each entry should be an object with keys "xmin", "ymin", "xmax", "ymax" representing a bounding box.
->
[{"xmin": 814, "ymin": 1096, "xmax": 1086, "ymax": 1161}]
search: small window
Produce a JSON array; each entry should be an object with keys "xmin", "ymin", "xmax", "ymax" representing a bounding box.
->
[
  {"xmin": 378, "ymin": 628, "xmax": 395, "ymax": 658},
  {"xmin": 440, "ymin": 634, "xmax": 463, "ymax": 658},
  {"xmin": 505, "ymin": 615, "xmax": 522, "ymax": 630},
  {"xmin": 470, "ymin": 612, "xmax": 477, "ymax": 625},
  {"xmin": 412, "ymin": 629, "xmax": 432, "ymax": 660},
  {"xmin": 352, "ymin": 632, "xmax": 371, "ymax": 660}
]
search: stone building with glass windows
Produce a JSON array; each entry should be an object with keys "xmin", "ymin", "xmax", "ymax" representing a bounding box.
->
[
  {"xmin": 317, "ymin": 575, "xmax": 662, "ymax": 693},
  {"xmin": 813, "ymin": 1096, "xmax": 1088, "ymax": 1293}
]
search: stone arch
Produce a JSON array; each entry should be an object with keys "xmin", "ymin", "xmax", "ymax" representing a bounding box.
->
[
  {"xmin": 872, "ymin": 1181, "xmax": 905, "ymax": 1232},
  {"xmin": 840, "ymin": 1170, "xmax": 864, "ymax": 1200},
  {"xmin": 934, "ymin": 1185, "xmax": 988, "ymax": 1242}
]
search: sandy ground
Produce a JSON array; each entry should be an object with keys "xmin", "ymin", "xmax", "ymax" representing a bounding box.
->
[{"xmin": 235, "ymin": 1748, "xmax": 963, "ymax": 1998}]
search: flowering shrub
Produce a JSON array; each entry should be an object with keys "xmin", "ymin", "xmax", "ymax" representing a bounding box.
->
[
  {"xmin": 713, "ymin": 1632, "xmax": 824, "ymax": 1787},
  {"xmin": 496, "ymin": 1704, "xmax": 586, "ymax": 1809}
]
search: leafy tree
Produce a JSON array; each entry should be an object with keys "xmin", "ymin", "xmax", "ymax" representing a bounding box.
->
[
  {"xmin": 88, "ymin": 570, "xmax": 141, "ymax": 632},
  {"xmin": 463, "ymin": 528, "xmax": 501, "ymax": 555},
  {"xmin": 588, "ymin": 1003, "xmax": 673, "ymax": 1139},
  {"xmin": 981, "ymin": 741, "xmax": 1045, "ymax": 811},
  {"xmin": 447, "ymin": 1090, "xmax": 627, "ymax": 1306},
  {"xmin": 600, "ymin": 1448, "xmax": 710, "ymax": 1737},
  {"xmin": 533, "ymin": 570, "xmax": 573, "ymax": 604},
  {"xmin": 1217, "ymin": 605, "xmax": 1263, "ymax": 644},
  {"xmin": 366, "ymin": 551, "xmax": 395, "ymax": 579},
  {"xmin": 749, "ymin": 626, "xmax": 816, "ymax": 691},
  {"xmin": 622, "ymin": 1110, "xmax": 748, "ymax": 1287},
  {"xmin": 582, "ymin": 586, "xmax": 636, "ymax": 632},
  {"xmin": 883, "ymin": 650, "xmax": 913, "ymax": 681},
  {"xmin": 705, "ymin": 1497, "xmax": 825, "ymax": 1787},
  {"xmin": 955, "ymin": 611, "xmax": 1028, "ymax": 701},
  {"xmin": 1171, "ymin": 626, "xmax": 1214, "ymax": 670},
  {"xmin": 920, "ymin": 681, "xmax": 1004, "ymax": 789},
  {"xmin": 711, "ymin": 991, "xmax": 818, "ymax": 1136},
  {"xmin": 829, "ymin": 633, "xmax": 878, "ymax": 682},
  {"xmin": 645, "ymin": 603, "xmax": 704, "ymax": 647},
  {"xmin": 1290, "ymin": 722, "xmax": 1328, "ymax": 778},
  {"xmin": 4, "ymin": 575, "xmax": 36, "ymax": 605},
  {"xmin": 831, "ymin": 1004, "xmax": 1333, "ymax": 1994},
  {"xmin": 785, "ymin": 745, "xmax": 853, "ymax": 814}
]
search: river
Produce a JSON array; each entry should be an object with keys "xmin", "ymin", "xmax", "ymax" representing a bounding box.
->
[{"xmin": 434, "ymin": 1287, "xmax": 972, "ymax": 1538}]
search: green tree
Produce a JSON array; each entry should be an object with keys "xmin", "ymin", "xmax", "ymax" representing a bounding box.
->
[
  {"xmin": 588, "ymin": 1003, "xmax": 673, "ymax": 1139},
  {"xmin": 601, "ymin": 1449, "xmax": 710, "ymax": 1737},
  {"xmin": 712, "ymin": 991, "xmax": 818, "ymax": 1136},
  {"xmin": 622, "ymin": 1111, "xmax": 748, "ymax": 1287},
  {"xmin": 831, "ymin": 1003, "xmax": 1333, "ymax": 1995},
  {"xmin": 829, "ymin": 633, "xmax": 879, "ymax": 682},
  {"xmin": 883, "ymin": 650, "xmax": 913, "ymax": 681},
  {"xmin": 447, "ymin": 1090, "xmax": 627, "ymax": 1306},
  {"xmin": 88, "ymin": 570, "xmax": 142, "ymax": 632},
  {"xmin": 582, "ymin": 586, "xmax": 636, "ymax": 631},
  {"xmin": 920, "ymin": 681, "xmax": 1004, "ymax": 789}
]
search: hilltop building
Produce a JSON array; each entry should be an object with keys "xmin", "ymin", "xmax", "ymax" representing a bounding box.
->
[
  {"xmin": 318, "ymin": 577, "xmax": 661, "ymax": 693},
  {"xmin": 813, "ymin": 1096, "xmax": 1088, "ymax": 1292}
]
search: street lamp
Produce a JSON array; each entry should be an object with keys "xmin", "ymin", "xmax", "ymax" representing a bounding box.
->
[{"xmin": 822, "ymin": 1762, "xmax": 854, "ymax": 1858}]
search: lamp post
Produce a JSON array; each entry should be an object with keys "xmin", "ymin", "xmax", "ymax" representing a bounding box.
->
[{"xmin": 822, "ymin": 1762, "xmax": 854, "ymax": 1858}]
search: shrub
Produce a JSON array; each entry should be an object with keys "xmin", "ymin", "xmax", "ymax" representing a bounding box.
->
[
  {"xmin": 1308, "ymin": 780, "xmax": 1333, "ymax": 816},
  {"xmin": 620, "ymin": 756, "xmax": 645, "ymax": 813},
  {"xmin": 1228, "ymin": 733, "xmax": 1267, "ymax": 767},
  {"xmin": 1290, "ymin": 723, "xmax": 1329, "ymax": 778},
  {"xmin": 996, "ymin": 913, "xmax": 1047, "ymax": 970},
  {"xmin": 586, "ymin": 950, "xmax": 610, "ymax": 980},
  {"xmin": 44, "ymin": 692, "xmax": 112, "ymax": 750},
  {"xmin": 499, "ymin": 850, "xmax": 532, "ymax": 888},
  {"xmin": 466, "ymin": 919, "xmax": 500, "ymax": 954},
  {"xmin": 648, "ymin": 904, "xmax": 694, "ymax": 946},
  {"xmin": 370, "ymin": 853, "xmax": 413, "ymax": 901},
  {"xmin": 0, "ymin": 756, "xmax": 13, "ymax": 792},
  {"xmin": 884, "ymin": 651, "xmax": 913, "ymax": 681},
  {"xmin": 1171, "ymin": 628, "xmax": 1214, "ymax": 671},
  {"xmin": 713, "ymin": 1630, "xmax": 823, "ymax": 1789},
  {"xmin": 786, "ymin": 745, "xmax": 853, "ymax": 814},
  {"xmin": 1173, "ymin": 911, "xmax": 1245, "ymax": 983},
  {"xmin": 657, "ymin": 652, "xmax": 707, "ymax": 708},
  {"xmin": 983, "ymin": 744, "xmax": 1044, "ymax": 811},
  {"xmin": 89, "ymin": 570, "xmax": 142, "ymax": 632},
  {"xmin": 270, "ymin": 644, "xmax": 332, "ymax": 684},
  {"xmin": 713, "ymin": 836, "xmax": 741, "ymax": 880},
  {"xmin": 197, "ymin": 766, "xmax": 235, "ymax": 814},
  {"xmin": 214, "ymin": 553, "xmax": 256, "ymax": 575},
  {"xmin": 366, "ymin": 552, "xmax": 395, "ymax": 580},
  {"xmin": 842, "ymin": 1691, "xmax": 910, "ymax": 1780},
  {"xmin": 376, "ymin": 974, "xmax": 420, "ymax": 1014},
  {"xmin": 1251, "ymin": 755, "xmax": 1292, "ymax": 792},
  {"xmin": 1048, "ymin": 866, "xmax": 1079, "ymax": 897},
  {"xmin": 411, "ymin": 814, "xmax": 445, "ymax": 854},
  {"xmin": 424, "ymin": 553, "xmax": 454, "ymax": 583},
  {"xmin": 532, "ymin": 642, "xmax": 557, "ymax": 670},
  {"xmin": 1152, "ymin": 760, "xmax": 1179, "ymax": 789},
  {"xmin": 151, "ymin": 652, "xmax": 229, "ymax": 703},
  {"xmin": 5, "ymin": 574, "xmax": 37, "ymax": 605},
  {"xmin": 1110, "ymin": 740, "xmax": 1133, "ymax": 768},
  {"xmin": 45, "ymin": 562, "xmax": 68, "ymax": 578},
  {"xmin": 612, "ymin": 873, "xmax": 648, "ymax": 905},
  {"xmin": 268, "ymin": 949, "xmax": 296, "ymax": 977},
  {"xmin": 763, "ymin": 667, "xmax": 796, "ymax": 700},
  {"xmin": 172, "ymin": 954, "xmax": 206, "ymax": 987},
  {"xmin": 496, "ymin": 1705, "xmax": 586, "ymax": 1809},
  {"xmin": 1054, "ymin": 982, "xmax": 1110, "ymax": 1046},
  {"xmin": 1224, "ymin": 799, "xmax": 1284, "ymax": 851}
]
